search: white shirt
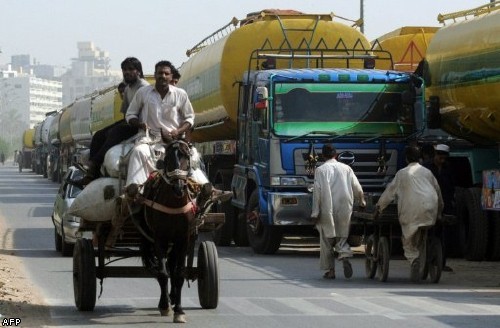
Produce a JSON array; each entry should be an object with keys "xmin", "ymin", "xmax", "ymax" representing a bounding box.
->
[
  {"xmin": 311, "ymin": 159, "xmax": 365, "ymax": 238},
  {"xmin": 125, "ymin": 85, "xmax": 195, "ymax": 136},
  {"xmin": 377, "ymin": 162, "xmax": 443, "ymax": 238}
]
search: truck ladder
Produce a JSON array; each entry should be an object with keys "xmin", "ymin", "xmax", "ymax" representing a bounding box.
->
[
  {"xmin": 438, "ymin": 0, "xmax": 500, "ymax": 24},
  {"xmin": 186, "ymin": 17, "xmax": 239, "ymax": 57}
]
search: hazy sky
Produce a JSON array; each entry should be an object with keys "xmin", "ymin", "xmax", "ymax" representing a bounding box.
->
[{"xmin": 0, "ymin": 0, "xmax": 489, "ymax": 74}]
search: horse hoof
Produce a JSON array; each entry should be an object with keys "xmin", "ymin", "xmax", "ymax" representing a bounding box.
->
[
  {"xmin": 173, "ymin": 313, "xmax": 187, "ymax": 323},
  {"xmin": 160, "ymin": 307, "xmax": 173, "ymax": 316}
]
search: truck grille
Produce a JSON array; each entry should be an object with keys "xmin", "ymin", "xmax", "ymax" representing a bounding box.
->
[{"xmin": 294, "ymin": 148, "xmax": 397, "ymax": 193}]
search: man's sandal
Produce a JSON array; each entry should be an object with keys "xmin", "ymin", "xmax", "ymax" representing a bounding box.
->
[{"xmin": 323, "ymin": 270, "xmax": 336, "ymax": 279}]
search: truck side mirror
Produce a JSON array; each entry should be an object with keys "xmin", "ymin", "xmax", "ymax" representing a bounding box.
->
[
  {"xmin": 427, "ymin": 96, "xmax": 441, "ymax": 129},
  {"xmin": 253, "ymin": 86, "xmax": 269, "ymax": 121},
  {"xmin": 254, "ymin": 87, "xmax": 269, "ymax": 110}
]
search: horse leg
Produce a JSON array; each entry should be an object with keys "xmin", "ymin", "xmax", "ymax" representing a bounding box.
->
[
  {"xmin": 170, "ymin": 243, "xmax": 187, "ymax": 323},
  {"xmin": 156, "ymin": 245, "xmax": 172, "ymax": 317}
]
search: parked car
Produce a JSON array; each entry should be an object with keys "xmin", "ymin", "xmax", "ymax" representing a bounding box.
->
[{"xmin": 52, "ymin": 166, "xmax": 90, "ymax": 256}]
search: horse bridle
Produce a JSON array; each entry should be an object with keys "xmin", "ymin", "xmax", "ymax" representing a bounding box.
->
[{"xmin": 161, "ymin": 140, "xmax": 192, "ymax": 185}]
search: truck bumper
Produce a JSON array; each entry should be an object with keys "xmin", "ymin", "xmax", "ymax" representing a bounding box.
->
[{"xmin": 268, "ymin": 192, "xmax": 313, "ymax": 226}]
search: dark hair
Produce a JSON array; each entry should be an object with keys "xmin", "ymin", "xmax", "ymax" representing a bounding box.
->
[
  {"xmin": 155, "ymin": 60, "xmax": 175, "ymax": 74},
  {"xmin": 421, "ymin": 143, "xmax": 435, "ymax": 158},
  {"xmin": 121, "ymin": 57, "xmax": 144, "ymax": 78},
  {"xmin": 117, "ymin": 82, "xmax": 127, "ymax": 91},
  {"xmin": 322, "ymin": 144, "xmax": 337, "ymax": 159},
  {"xmin": 172, "ymin": 67, "xmax": 181, "ymax": 80},
  {"xmin": 405, "ymin": 146, "xmax": 421, "ymax": 163}
]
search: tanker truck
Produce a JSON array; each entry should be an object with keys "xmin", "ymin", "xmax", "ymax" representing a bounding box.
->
[
  {"xmin": 373, "ymin": 26, "xmax": 438, "ymax": 73},
  {"xmin": 32, "ymin": 112, "xmax": 57, "ymax": 178},
  {"xmin": 422, "ymin": 2, "xmax": 500, "ymax": 261},
  {"xmin": 20, "ymin": 128, "xmax": 35, "ymax": 171},
  {"xmin": 58, "ymin": 84, "xmax": 124, "ymax": 179},
  {"xmin": 179, "ymin": 10, "xmax": 426, "ymax": 253},
  {"xmin": 47, "ymin": 111, "xmax": 62, "ymax": 182}
]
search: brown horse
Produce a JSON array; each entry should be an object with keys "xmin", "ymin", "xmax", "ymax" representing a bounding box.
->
[{"xmin": 139, "ymin": 138, "xmax": 198, "ymax": 323}]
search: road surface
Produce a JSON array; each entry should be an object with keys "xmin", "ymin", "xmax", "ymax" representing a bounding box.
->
[{"xmin": 0, "ymin": 165, "xmax": 499, "ymax": 327}]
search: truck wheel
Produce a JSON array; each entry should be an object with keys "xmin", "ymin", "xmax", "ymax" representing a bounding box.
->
[
  {"xmin": 455, "ymin": 188, "xmax": 489, "ymax": 261},
  {"xmin": 212, "ymin": 199, "xmax": 234, "ymax": 247},
  {"xmin": 246, "ymin": 190, "xmax": 282, "ymax": 254},
  {"xmin": 52, "ymin": 162, "xmax": 59, "ymax": 182},
  {"xmin": 233, "ymin": 212, "xmax": 249, "ymax": 247},
  {"xmin": 486, "ymin": 211, "xmax": 500, "ymax": 261}
]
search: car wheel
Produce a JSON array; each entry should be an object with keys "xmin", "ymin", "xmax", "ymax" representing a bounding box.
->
[{"xmin": 55, "ymin": 227, "xmax": 62, "ymax": 252}]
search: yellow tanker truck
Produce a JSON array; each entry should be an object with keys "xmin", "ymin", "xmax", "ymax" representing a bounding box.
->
[
  {"xmin": 373, "ymin": 26, "xmax": 438, "ymax": 72},
  {"xmin": 58, "ymin": 85, "xmax": 124, "ymax": 179},
  {"xmin": 19, "ymin": 128, "xmax": 35, "ymax": 172},
  {"xmin": 422, "ymin": 2, "xmax": 500, "ymax": 260},
  {"xmin": 179, "ymin": 10, "xmax": 427, "ymax": 253}
]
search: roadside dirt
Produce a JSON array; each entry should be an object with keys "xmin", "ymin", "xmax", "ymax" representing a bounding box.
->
[{"xmin": 0, "ymin": 218, "xmax": 53, "ymax": 327}]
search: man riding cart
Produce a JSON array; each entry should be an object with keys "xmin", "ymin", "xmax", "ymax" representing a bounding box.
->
[{"xmin": 69, "ymin": 60, "xmax": 231, "ymax": 247}]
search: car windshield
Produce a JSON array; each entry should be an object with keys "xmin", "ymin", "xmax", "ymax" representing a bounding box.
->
[
  {"xmin": 69, "ymin": 170, "xmax": 83, "ymax": 198},
  {"xmin": 272, "ymin": 82, "xmax": 415, "ymax": 137}
]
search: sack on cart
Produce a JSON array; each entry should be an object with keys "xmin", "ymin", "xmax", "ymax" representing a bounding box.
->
[{"xmin": 68, "ymin": 177, "xmax": 121, "ymax": 222}]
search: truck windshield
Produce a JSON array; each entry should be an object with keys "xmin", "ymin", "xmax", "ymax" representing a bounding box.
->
[{"xmin": 272, "ymin": 83, "xmax": 415, "ymax": 137}]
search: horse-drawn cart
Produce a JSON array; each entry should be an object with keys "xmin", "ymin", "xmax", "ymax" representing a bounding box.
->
[
  {"xmin": 69, "ymin": 138, "xmax": 231, "ymax": 323},
  {"xmin": 352, "ymin": 208, "xmax": 445, "ymax": 283},
  {"xmin": 73, "ymin": 210, "xmax": 224, "ymax": 312}
]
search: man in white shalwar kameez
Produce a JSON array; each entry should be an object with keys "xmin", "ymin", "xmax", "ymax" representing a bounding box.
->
[
  {"xmin": 311, "ymin": 144, "xmax": 366, "ymax": 279},
  {"xmin": 376, "ymin": 146, "xmax": 443, "ymax": 282},
  {"xmin": 125, "ymin": 60, "xmax": 229, "ymax": 202}
]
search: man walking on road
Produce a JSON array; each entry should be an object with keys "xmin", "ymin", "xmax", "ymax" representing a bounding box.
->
[
  {"xmin": 375, "ymin": 146, "xmax": 443, "ymax": 282},
  {"xmin": 311, "ymin": 144, "xmax": 366, "ymax": 279}
]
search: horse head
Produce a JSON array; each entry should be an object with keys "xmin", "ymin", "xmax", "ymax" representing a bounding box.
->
[{"xmin": 160, "ymin": 138, "xmax": 191, "ymax": 198}]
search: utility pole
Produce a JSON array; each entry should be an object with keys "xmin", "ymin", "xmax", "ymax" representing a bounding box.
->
[{"xmin": 360, "ymin": 0, "xmax": 365, "ymax": 33}]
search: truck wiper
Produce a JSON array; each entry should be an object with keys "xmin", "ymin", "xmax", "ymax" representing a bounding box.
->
[{"xmin": 284, "ymin": 131, "xmax": 338, "ymax": 143}]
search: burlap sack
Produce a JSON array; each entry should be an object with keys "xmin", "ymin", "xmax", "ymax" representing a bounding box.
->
[{"xmin": 67, "ymin": 177, "xmax": 121, "ymax": 221}]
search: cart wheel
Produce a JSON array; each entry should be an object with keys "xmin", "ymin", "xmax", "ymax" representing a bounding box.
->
[
  {"xmin": 419, "ymin": 239, "xmax": 429, "ymax": 281},
  {"xmin": 428, "ymin": 237, "xmax": 443, "ymax": 283},
  {"xmin": 377, "ymin": 236, "xmax": 390, "ymax": 282},
  {"xmin": 73, "ymin": 238, "xmax": 96, "ymax": 311},
  {"xmin": 365, "ymin": 235, "xmax": 377, "ymax": 279},
  {"xmin": 197, "ymin": 241, "xmax": 219, "ymax": 309}
]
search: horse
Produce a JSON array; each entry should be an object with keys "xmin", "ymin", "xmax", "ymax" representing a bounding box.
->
[{"xmin": 138, "ymin": 136, "xmax": 199, "ymax": 323}]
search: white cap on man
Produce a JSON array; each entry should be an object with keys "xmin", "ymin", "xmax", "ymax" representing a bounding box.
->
[{"xmin": 435, "ymin": 144, "xmax": 450, "ymax": 153}]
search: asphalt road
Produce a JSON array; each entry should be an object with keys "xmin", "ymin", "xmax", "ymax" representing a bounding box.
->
[{"xmin": 1, "ymin": 164, "xmax": 499, "ymax": 328}]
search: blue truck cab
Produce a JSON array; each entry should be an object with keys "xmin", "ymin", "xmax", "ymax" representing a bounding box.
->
[{"xmin": 232, "ymin": 66, "xmax": 424, "ymax": 253}]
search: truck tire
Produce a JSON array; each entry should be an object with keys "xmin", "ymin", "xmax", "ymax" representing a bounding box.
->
[
  {"xmin": 246, "ymin": 190, "xmax": 282, "ymax": 254},
  {"xmin": 233, "ymin": 212, "xmax": 249, "ymax": 247},
  {"xmin": 212, "ymin": 199, "xmax": 234, "ymax": 247},
  {"xmin": 455, "ymin": 187, "xmax": 489, "ymax": 261},
  {"xmin": 486, "ymin": 211, "xmax": 500, "ymax": 261}
]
